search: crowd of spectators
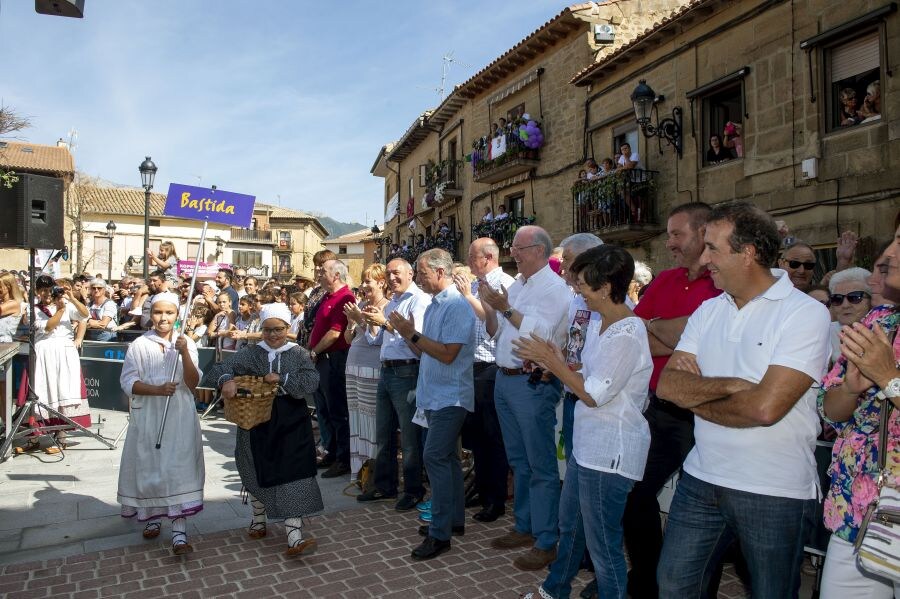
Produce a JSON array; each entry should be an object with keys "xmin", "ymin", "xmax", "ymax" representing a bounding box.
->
[{"xmin": 3, "ymin": 208, "xmax": 899, "ymax": 594}]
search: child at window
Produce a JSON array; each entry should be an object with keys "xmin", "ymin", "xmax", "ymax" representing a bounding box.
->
[
  {"xmin": 839, "ymin": 88, "xmax": 862, "ymax": 126},
  {"xmin": 723, "ymin": 121, "xmax": 744, "ymax": 157}
]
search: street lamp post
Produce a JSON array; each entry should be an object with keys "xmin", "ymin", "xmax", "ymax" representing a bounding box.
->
[
  {"xmin": 139, "ymin": 156, "xmax": 158, "ymax": 279},
  {"xmin": 105, "ymin": 220, "xmax": 117, "ymax": 282}
]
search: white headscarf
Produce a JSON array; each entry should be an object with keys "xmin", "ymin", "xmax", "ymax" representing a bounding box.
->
[
  {"xmin": 145, "ymin": 292, "xmax": 183, "ymax": 349},
  {"xmin": 257, "ymin": 302, "xmax": 297, "ymax": 365},
  {"xmin": 150, "ymin": 291, "xmax": 181, "ymax": 307}
]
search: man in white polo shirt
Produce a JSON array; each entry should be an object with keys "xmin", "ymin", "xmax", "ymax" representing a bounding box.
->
[{"xmin": 656, "ymin": 201, "xmax": 831, "ymax": 598}]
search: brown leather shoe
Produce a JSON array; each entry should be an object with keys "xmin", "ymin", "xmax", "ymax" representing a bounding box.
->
[
  {"xmin": 489, "ymin": 528, "xmax": 534, "ymax": 550},
  {"xmin": 285, "ymin": 537, "xmax": 318, "ymax": 556},
  {"xmin": 513, "ymin": 546, "xmax": 557, "ymax": 571}
]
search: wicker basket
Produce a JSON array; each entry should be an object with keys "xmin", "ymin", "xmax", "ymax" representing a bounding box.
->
[{"xmin": 224, "ymin": 375, "xmax": 278, "ymax": 430}]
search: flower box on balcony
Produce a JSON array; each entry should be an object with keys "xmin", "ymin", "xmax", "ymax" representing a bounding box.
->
[{"xmin": 572, "ymin": 169, "xmax": 663, "ymax": 245}]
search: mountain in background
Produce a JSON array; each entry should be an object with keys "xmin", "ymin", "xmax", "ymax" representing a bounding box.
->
[{"xmin": 313, "ymin": 214, "xmax": 367, "ymax": 239}]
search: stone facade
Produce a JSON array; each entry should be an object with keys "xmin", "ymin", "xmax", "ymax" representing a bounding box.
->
[
  {"xmin": 372, "ymin": 2, "xmax": 683, "ymax": 266},
  {"xmin": 573, "ymin": 0, "xmax": 900, "ymax": 270},
  {"xmin": 374, "ymin": 1, "xmax": 900, "ymax": 274}
]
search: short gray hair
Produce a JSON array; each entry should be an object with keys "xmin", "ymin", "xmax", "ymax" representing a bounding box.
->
[
  {"xmin": 475, "ymin": 238, "xmax": 500, "ymax": 261},
  {"xmin": 327, "ymin": 259, "xmax": 349, "ymax": 283},
  {"xmin": 828, "ymin": 267, "xmax": 872, "ymax": 294},
  {"xmin": 633, "ymin": 261, "xmax": 653, "ymax": 286},
  {"xmin": 418, "ymin": 248, "xmax": 454, "ymax": 277},
  {"xmin": 559, "ymin": 233, "xmax": 603, "ymax": 257},
  {"xmin": 530, "ymin": 227, "xmax": 553, "ymax": 258}
]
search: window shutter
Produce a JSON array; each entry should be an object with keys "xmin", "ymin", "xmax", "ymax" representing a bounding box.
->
[{"xmin": 831, "ymin": 33, "xmax": 879, "ymax": 82}]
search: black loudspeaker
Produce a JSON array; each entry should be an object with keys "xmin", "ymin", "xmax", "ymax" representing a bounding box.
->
[
  {"xmin": 34, "ymin": 0, "xmax": 85, "ymax": 19},
  {"xmin": 0, "ymin": 173, "xmax": 65, "ymax": 249}
]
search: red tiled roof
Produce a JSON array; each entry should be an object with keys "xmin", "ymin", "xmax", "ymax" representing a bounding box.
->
[{"xmin": 0, "ymin": 140, "xmax": 74, "ymax": 178}]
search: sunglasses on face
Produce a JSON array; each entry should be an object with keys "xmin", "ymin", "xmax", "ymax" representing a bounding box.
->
[
  {"xmin": 829, "ymin": 291, "xmax": 871, "ymax": 306},
  {"xmin": 786, "ymin": 260, "xmax": 816, "ymax": 271}
]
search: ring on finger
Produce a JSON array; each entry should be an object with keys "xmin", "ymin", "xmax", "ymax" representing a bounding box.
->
[{"xmin": 858, "ymin": 350, "xmax": 865, "ymax": 358}]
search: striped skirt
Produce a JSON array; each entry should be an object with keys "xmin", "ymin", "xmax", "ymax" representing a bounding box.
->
[{"xmin": 346, "ymin": 363, "xmax": 380, "ymax": 481}]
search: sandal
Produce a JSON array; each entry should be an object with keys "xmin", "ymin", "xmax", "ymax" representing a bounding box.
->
[
  {"xmin": 142, "ymin": 521, "xmax": 161, "ymax": 539},
  {"xmin": 285, "ymin": 537, "xmax": 317, "ymax": 557},
  {"xmin": 171, "ymin": 530, "xmax": 193, "ymax": 555},
  {"xmin": 14, "ymin": 440, "xmax": 40, "ymax": 455},
  {"xmin": 248, "ymin": 521, "xmax": 267, "ymax": 539},
  {"xmin": 43, "ymin": 445, "xmax": 61, "ymax": 455}
]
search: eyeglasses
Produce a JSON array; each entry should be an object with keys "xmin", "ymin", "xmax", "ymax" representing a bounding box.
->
[
  {"xmin": 829, "ymin": 291, "xmax": 871, "ymax": 305},
  {"xmin": 786, "ymin": 260, "xmax": 816, "ymax": 271},
  {"xmin": 510, "ymin": 243, "xmax": 541, "ymax": 252},
  {"xmin": 262, "ymin": 326, "xmax": 288, "ymax": 335}
]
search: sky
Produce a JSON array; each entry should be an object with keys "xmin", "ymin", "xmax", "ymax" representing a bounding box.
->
[{"xmin": 1, "ymin": 1, "xmax": 568, "ymax": 225}]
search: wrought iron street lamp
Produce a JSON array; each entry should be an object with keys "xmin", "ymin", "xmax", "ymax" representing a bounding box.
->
[
  {"xmin": 139, "ymin": 156, "xmax": 158, "ymax": 278},
  {"xmin": 631, "ymin": 79, "xmax": 683, "ymax": 157},
  {"xmin": 105, "ymin": 220, "xmax": 117, "ymax": 282}
]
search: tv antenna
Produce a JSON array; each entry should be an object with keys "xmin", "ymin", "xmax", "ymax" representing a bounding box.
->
[
  {"xmin": 417, "ymin": 51, "xmax": 472, "ymax": 104},
  {"xmin": 66, "ymin": 128, "xmax": 78, "ymax": 153}
]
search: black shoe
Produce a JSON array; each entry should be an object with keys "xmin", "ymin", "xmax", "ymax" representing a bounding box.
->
[
  {"xmin": 410, "ymin": 536, "xmax": 451, "ymax": 561},
  {"xmin": 356, "ymin": 488, "xmax": 397, "ymax": 503},
  {"xmin": 579, "ymin": 578, "xmax": 598, "ymax": 599},
  {"xmin": 321, "ymin": 462, "xmax": 350, "ymax": 478},
  {"xmin": 473, "ymin": 504, "xmax": 506, "ymax": 523},
  {"xmin": 395, "ymin": 493, "xmax": 423, "ymax": 512},
  {"xmin": 316, "ymin": 455, "xmax": 335, "ymax": 469},
  {"xmin": 418, "ymin": 524, "xmax": 464, "ymax": 537}
]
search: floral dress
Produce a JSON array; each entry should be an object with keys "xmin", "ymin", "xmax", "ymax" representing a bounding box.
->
[{"xmin": 817, "ymin": 305, "xmax": 900, "ymax": 543}]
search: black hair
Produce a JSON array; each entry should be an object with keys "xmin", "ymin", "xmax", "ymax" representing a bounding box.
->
[
  {"xmin": 35, "ymin": 275, "xmax": 55, "ymax": 290},
  {"xmin": 668, "ymin": 202, "xmax": 712, "ymax": 231},
  {"xmin": 569, "ymin": 244, "xmax": 634, "ymax": 304},
  {"xmin": 708, "ymin": 201, "xmax": 780, "ymax": 268},
  {"xmin": 217, "ymin": 268, "xmax": 234, "ymax": 283}
]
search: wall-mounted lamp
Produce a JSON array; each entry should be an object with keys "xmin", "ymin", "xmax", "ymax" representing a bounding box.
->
[
  {"xmin": 631, "ymin": 79, "xmax": 682, "ymax": 157},
  {"xmin": 215, "ymin": 237, "xmax": 224, "ymax": 260}
]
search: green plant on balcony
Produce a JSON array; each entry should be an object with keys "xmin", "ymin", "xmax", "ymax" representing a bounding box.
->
[{"xmin": 424, "ymin": 159, "xmax": 463, "ymax": 207}]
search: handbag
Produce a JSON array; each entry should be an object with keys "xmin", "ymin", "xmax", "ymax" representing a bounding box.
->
[{"xmin": 854, "ymin": 399, "xmax": 900, "ymax": 581}]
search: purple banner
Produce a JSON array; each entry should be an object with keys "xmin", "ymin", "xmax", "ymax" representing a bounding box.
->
[
  {"xmin": 164, "ymin": 183, "xmax": 255, "ymax": 227},
  {"xmin": 177, "ymin": 261, "xmax": 233, "ymax": 278}
]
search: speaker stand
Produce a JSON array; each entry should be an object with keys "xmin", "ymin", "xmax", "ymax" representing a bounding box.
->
[{"xmin": 0, "ymin": 248, "xmax": 116, "ymax": 462}]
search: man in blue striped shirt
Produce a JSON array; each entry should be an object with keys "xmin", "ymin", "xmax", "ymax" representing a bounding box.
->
[{"xmin": 390, "ymin": 248, "xmax": 475, "ymax": 561}]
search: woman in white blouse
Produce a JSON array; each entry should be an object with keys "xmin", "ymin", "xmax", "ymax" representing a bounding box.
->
[{"xmin": 514, "ymin": 244, "xmax": 652, "ymax": 599}]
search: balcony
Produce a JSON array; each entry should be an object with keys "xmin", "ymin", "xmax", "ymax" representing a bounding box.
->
[
  {"xmin": 424, "ymin": 159, "xmax": 464, "ymax": 208},
  {"xmin": 472, "ymin": 124, "xmax": 544, "ymax": 184},
  {"xmin": 473, "ymin": 153, "xmax": 540, "ymax": 185},
  {"xmin": 230, "ymin": 227, "xmax": 273, "ymax": 243},
  {"xmin": 572, "ymin": 169, "xmax": 663, "ymax": 244},
  {"xmin": 471, "ymin": 215, "xmax": 536, "ymax": 262}
]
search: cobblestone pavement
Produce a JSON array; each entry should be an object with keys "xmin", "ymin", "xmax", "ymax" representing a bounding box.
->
[{"xmin": 0, "ymin": 502, "xmax": 754, "ymax": 599}]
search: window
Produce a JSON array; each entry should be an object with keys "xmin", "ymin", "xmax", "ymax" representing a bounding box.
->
[
  {"xmin": 149, "ymin": 219, "xmax": 161, "ymax": 227},
  {"xmin": 700, "ymin": 83, "xmax": 742, "ymax": 166},
  {"xmin": 446, "ymin": 139, "xmax": 458, "ymax": 186},
  {"xmin": 419, "ymin": 165, "xmax": 427, "ymax": 187},
  {"xmin": 278, "ymin": 255, "xmax": 291, "ymax": 274},
  {"xmin": 186, "ymin": 242, "xmax": 200, "ymax": 260},
  {"xmin": 338, "ymin": 245, "xmax": 347, "ymax": 255},
  {"xmin": 826, "ymin": 32, "xmax": 881, "ymax": 131},
  {"xmin": 507, "ymin": 103, "xmax": 525, "ymax": 122},
  {"xmin": 507, "ymin": 194, "xmax": 525, "ymax": 219},
  {"xmin": 613, "ymin": 126, "xmax": 639, "ymax": 165},
  {"xmin": 408, "ymin": 177, "xmax": 414, "ymax": 198},
  {"xmin": 278, "ymin": 231, "xmax": 291, "ymax": 249},
  {"xmin": 233, "ymin": 250, "xmax": 262, "ymax": 268},
  {"xmin": 93, "ymin": 237, "xmax": 109, "ymax": 272},
  {"xmin": 251, "ymin": 218, "xmax": 258, "ymax": 230}
]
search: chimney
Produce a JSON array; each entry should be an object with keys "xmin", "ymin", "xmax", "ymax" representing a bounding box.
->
[{"xmin": 57, "ymin": 138, "xmax": 68, "ymax": 148}]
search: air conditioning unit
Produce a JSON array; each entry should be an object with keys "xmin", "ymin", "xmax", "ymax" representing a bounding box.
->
[{"xmin": 593, "ymin": 23, "xmax": 616, "ymax": 44}]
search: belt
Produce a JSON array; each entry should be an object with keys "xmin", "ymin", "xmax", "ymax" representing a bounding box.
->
[
  {"xmin": 473, "ymin": 361, "xmax": 495, "ymax": 374},
  {"xmin": 498, "ymin": 367, "xmax": 526, "ymax": 376},
  {"xmin": 382, "ymin": 358, "xmax": 419, "ymax": 368}
]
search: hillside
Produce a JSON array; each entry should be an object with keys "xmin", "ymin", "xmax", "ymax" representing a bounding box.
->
[{"xmin": 316, "ymin": 216, "xmax": 367, "ymax": 239}]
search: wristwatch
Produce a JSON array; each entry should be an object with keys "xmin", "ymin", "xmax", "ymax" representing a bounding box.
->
[
  {"xmin": 309, "ymin": 349, "xmax": 317, "ymax": 360},
  {"xmin": 879, "ymin": 377, "xmax": 900, "ymax": 399},
  {"xmin": 501, "ymin": 307, "xmax": 514, "ymax": 319},
  {"xmin": 410, "ymin": 333, "xmax": 421, "ymax": 344}
]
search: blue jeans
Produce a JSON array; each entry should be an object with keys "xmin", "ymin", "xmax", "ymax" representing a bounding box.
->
[
  {"xmin": 373, "ymin": 363, "xmax": 424, "ymax": 497},
  {"xmin": 494, "ymin": 371, "xmax": 562, "ymax": 550},
  {"xmin": 424, "ymin": 406, "xmax": 468, "ymax": 541},
  {"xmin": 542, "ymin": 460, "xmax": 634, "ymax": 599},
  {"xmin": 657, "ymin": 472, "xmax": 816, "ymax": 599},
  {"xmin": 562, "ymin": 392, "xmax": 577, "ymax": 461}
]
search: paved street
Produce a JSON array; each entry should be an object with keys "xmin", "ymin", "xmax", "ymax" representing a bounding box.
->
[{"xmin": 0, "ymin": 409, "xmax": 757, "ymax": 598}]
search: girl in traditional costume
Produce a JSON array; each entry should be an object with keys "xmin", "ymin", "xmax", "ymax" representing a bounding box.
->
[
  {"xmin": 202, "ymin": 302, "xmax": 323, "ymax": 556},
  {"xmin": 117, "ymin": 292, "xmax": 204, "ymax": 555}
]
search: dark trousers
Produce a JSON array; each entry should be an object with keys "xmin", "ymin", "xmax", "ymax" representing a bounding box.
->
[
  {"xmin": 373, "ymin": 363, "xmax": 424, "ymax": 497},
  {"xmin": 314, "ymin": 350, "xmax": 350, "ymax": 465},
  {"xmin": 623, "ymin": 395, "xmax": 695, "ymax": 599},
  {"xmin": 462, "ymin": 362, "xmax": 508, "ymax": 508}
]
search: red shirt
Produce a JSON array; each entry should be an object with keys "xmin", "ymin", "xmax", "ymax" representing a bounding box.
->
[
  {"xmin": 634, "ymin": 267, "xmax": 721, "ymax": 391},
  {"xmin": 308, "ymin": 285, "xmax": 355, "ymax": 352}
]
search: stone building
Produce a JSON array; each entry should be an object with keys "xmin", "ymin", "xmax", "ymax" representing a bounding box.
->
[
  {"xmin": 322, "ymin": 228, "xmax": 377, "ymax": 287},
  {"xmin": 374, "ymin": 0, "xmax": 899, "ymax": 274},
  {"xmin": 570, "ymin": 0, "xmax": 900, "ymax": 273},
  {"xmin": 372, "ymin": 2, "xmax": 683, "ymax": 266}
]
